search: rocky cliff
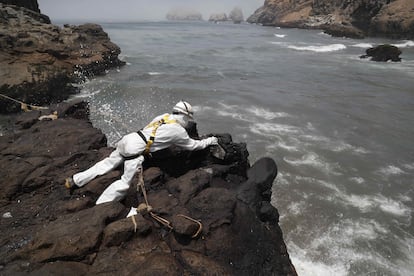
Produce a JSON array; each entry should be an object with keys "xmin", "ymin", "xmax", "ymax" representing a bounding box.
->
[
  {"xmin": 0, "ymin": 101, "xmax": 297, "ymax": 275},
  {"xmin": 0, "ymin": 0, "xmax": 39, "ymax": 13},
  {"xmin": 0, "ymin": 3, "xmax": 125, "ymax": 113},
  {"xmin": 247, "ymin": 0, "xmax": 414, "ymax": 39}
]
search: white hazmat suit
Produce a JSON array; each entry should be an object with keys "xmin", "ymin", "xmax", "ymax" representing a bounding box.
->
[{"xmin": 71, "ymin": 112, "xmax": 218, "ymax": 204}]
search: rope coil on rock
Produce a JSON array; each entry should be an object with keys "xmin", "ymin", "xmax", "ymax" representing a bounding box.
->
[{"xmin": 132, "ymin": 167, "xmax": 203, "ymax": 237}]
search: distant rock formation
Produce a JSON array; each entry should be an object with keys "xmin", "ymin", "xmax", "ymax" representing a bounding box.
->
[
  {"xmin": 360, "ymin": 44, "xmax": 402, "ymax": 62},
  {"xmin": 247, "ymin": 0, "xmax": 414, "ymax": 39},
  {"xmin": 208, "ymin": 12, "xmax": 228, "ymax": 23},
  {"xmin": 229, "ymin": 7, "xmax": 244, "ymax": 24},
  {"xmin": 166, "ymin": 8, "xmax": 203, "ymax": 21},
  {"xmin": 0, "ymin": 101, "xmax": 297, "ymax": 276},
  {"xmin": 0, "ymin": 2, "xmax": 125, "ymax": 113}
]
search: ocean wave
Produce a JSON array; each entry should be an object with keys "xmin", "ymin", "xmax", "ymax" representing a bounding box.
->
[
  {"xmin": 351, "ymin": 43, "xmax": 373, "ymax": 48},
  {"xmin": 288, "ymin": 44, "xmax": 346, "ymax": 52},
  {"xmin": 274, "ymin": 34, "xmax": 286, "ymax": 38},
  {"xmin": 147, "ymin": 72, "xmax": 162, "ymax": 76},
  {"xmin": 392, "ymin": 40, "xmax": 414, "ymax": 48}
]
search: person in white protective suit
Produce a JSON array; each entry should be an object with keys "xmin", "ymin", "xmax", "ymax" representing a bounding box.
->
[{"xmin": 64, "ymin": 101, "xmax": 219, "ymax": 204}]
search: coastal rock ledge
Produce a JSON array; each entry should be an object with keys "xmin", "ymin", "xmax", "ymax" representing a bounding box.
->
[
  {"xmin": 0, "ymin": 1, "xmax": 125, "ymax": 113},
  {"xmin": 0, "ymin": 101, "xmax": 297, "ymax": 275}
]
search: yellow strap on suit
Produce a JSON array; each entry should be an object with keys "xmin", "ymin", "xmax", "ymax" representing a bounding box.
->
[{"xmin": 143, "ymin": 114, "xmax": 177, "ymax": 155}]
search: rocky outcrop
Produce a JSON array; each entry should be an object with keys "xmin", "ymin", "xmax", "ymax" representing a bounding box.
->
[
  {"xmin": 0, "ymin": 3, "xmax": 125, "ymax": 113},
  {"xmin": 229, "ymin": 7, "xmax": 244, "ymax": 24},
  {"xmin": 247, "ymin": 0, "xmax": 414, "ymax": 39},
  {"xmin": 360, "ymin": 44, "xmax": 402, "ymax": 61},
  {"xmin": 209, "ymin": 13, "xmax": 228, "ymax": 23},
  {"xmin": 0, "ymin": 0, "xmax": 39, "ymax": 13},
  {"xmin": 166, "ymin": 9, "xmax": 203, "ymax": 21},
  {"xmin": 0, "ymin": 101, "xmax": 297, "ymax": 275}
]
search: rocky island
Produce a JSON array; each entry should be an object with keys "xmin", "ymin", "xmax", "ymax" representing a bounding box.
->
[
  {"xmin": 247, "ymin": 0, "xmax": 414, "ymax": 39},
  {"xmin": 0, "ymin": 1, "xmax": 297, "ymax": 275},
  {"xmin": 166, "ymin": 9, "xmax": 203, "ymax": 21}
]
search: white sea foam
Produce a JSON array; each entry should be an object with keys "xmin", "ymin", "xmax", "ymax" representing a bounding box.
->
[
  {"xmin": 147, "ymin": 72, "xmax": 162, "ymax": 75},
  {"xmin": 306, "ymin": 122, "xmax": 315, "ymax": 131},
  {"xmin": 286, "ymin": 201, "xmax": 306, "ymax": 215},
  {"xmin": 287, "ymin": 218, "xmax": 395, "ymax": 276},
  {"xmin": 375, "ymin": 196, "xmax": 411, "ymax": 217},
  {"xmin": 318, "ymin": 32, "xmax": 331, "ymax": 37},
  {"xmin": 349, "ymin": 176, "xmax": 365, "ymax": 184},
  {"xmin": 331, "ymin": 141, "xmax": 369, "ymax": 154},
  {"xmin": 403, "ymin": 163, "xmax": 414, "ymax": 170},
  {"xmin": 378, "ymin": 165, "xmax": 406, "ymax": 176},
  {"xmin": 294, "ymin": 175, "xmax": 341, "ymax": 194},
  {"xmin": 300, "ymin": 134, "xmax": 368, "ymax": 154},
  {"xmin": 392, "ymin": 40, "xmax": 414, "ymax": 48},
  {"xmin": 217, "ymin": 71, "xmax": 225, "ymax": 78},
  {"xmin": 270, "ymin": 41, "xmax": 285, "ymax": 45},
  {"xmin": 246, "ymin": 106, "xmax": 290, "ymax": 120},
  {"xmin": 267, "ymin": 141, "xmax": 299, "ymax": 152},
  {"xmin": 288, "ymin": 243, "xmax": 348, "ymax": 276},
  {"xmin": 351, "ymin": 43, "xmax": 373, "ymax": 48},
  {"xmin": 251, "ymin": 122, "xmax": 301, "ymax": 136},
  {"xmin": 216, "ymin": 110, "xmax": 249, "ymax": 122},
  {"xmin": 274, "ymin": 34, "xmax": 286, "ymax": 38},
  {"xmin": 73, "ymin": 89, "xmax": 101, "ymax": 98},
  {"xmin": 341, "ymin": 194, "xmax": 411, "ymax": 218},
  {"xmin": 397, "ymin": 194, "xmax": 412, "ymax": 202},
  {"xmin": 288, "ymin": 44, "xmax": 346, "ymax": 52},
  {"xmin": 284, "ymin": 152, "xmax": 340, "ymax": 175}
]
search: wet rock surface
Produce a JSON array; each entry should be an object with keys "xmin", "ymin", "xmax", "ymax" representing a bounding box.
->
[{"xmin": 0, "ymin": 102, "xmax": 297, "ymax": 275}]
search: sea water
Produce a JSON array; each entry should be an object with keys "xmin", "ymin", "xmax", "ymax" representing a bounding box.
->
[{"xmin": 38, "ymin": 21, "xmax": 414, "ymax": 275}]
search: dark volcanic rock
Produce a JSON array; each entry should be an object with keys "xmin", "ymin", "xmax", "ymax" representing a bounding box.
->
[
  {"xmin": 0, "ymin": 101, "xmax": 297, "ymax": 275},
  {"xmin": 0, "ymin": 0, "xmax": 40, "ymax": 13},
  {"xmin": 0, "ymin": 2, "xmax": 125, "ymax": 113},
  {"xmin": 360, "ymin": 44, "xmax": 402, "ymax": 62}
]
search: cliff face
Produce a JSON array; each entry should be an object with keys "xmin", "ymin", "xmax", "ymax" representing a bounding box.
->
[
  {"xmin": 0, "ymin": 2, "xmax": 125, "ymax": 113},
  {"xmin": 247, "ymin": 0, "xmax": 414, "ymax": 39},
  {"xmin": 0, "ymin": 0, "xmax": 39, "ymax": 13}
]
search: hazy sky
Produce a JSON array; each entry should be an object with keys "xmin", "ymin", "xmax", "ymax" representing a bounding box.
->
[{"xmin": 38, "ymin": 0, "xmax": 264, "ymax": 22}]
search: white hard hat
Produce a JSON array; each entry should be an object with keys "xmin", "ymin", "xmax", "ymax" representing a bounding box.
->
[{"xmin": 173, "ymin": 101, "xmax": 194, "ymax": 118}]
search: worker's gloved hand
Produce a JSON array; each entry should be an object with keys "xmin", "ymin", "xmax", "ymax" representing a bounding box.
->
[{"xmin": 209, "ymin": 136, "xmax": 219, "ymax": 146}]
